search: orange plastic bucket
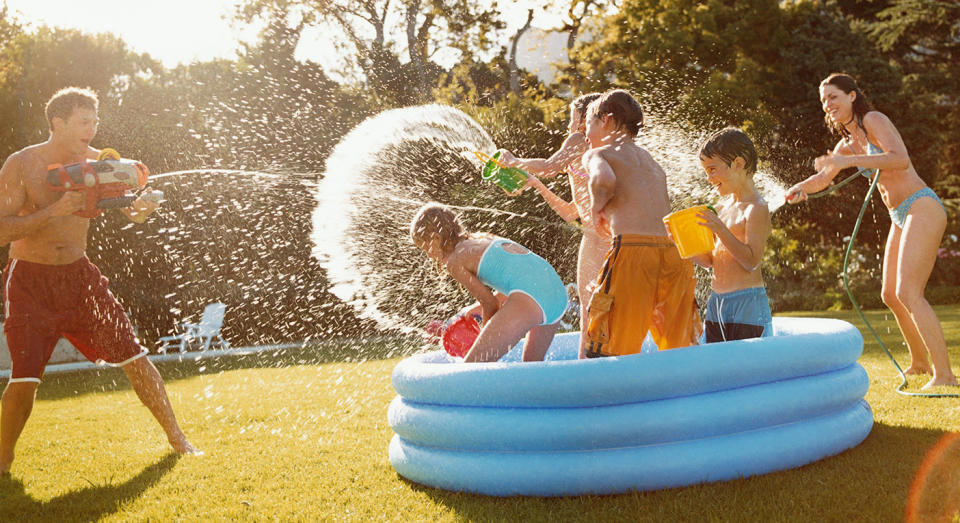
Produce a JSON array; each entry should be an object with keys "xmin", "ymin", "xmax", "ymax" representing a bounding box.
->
[{"xmin": 663, "ymin": 205, "xmax": 716, "ymax": 258}]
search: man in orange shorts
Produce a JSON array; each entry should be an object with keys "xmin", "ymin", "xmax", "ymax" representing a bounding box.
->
[
  {"xmin": 0, "ymin": 87, "xmax": 199, "ymax": 476},
  {"xmin": 581, "ymin": 89, "xmax": 699, "ymax": 357}
]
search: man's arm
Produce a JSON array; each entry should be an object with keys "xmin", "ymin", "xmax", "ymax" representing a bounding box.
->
[{"xmin": 0, "ymin": 153, "xmax": 83, "ymax": 246}]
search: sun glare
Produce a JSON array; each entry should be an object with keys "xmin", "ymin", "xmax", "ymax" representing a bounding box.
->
[{"xmin": 5, "ymin": 0, "xmax": 248, "ymax": 67}]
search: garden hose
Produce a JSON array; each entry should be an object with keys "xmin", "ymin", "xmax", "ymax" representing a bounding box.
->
[{"xmin": 819, "ymin": 169, "xmax": 959, "ymax": 398}]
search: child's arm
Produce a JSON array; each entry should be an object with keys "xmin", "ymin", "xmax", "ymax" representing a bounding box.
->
[
  {"xmin": 456, "ymin": 293, "xmax": 508, "ymax": 320},
  {"xmin": 689, "ymin": 251, "xmax": 713, "ymax": 269},
  {"xmin": 520, "ymin": 175, "xmax": 580, "ymax": 223},
  {"xmin": 697, "ymin": 204, "xmax": 771, "ymax": 272},
  {"xmin": 447, "ymin": 260, "xmax": 501, "ymax": 325},
  {"xmin": 586, "ymin": 149, "xmax": 615, "ymax": 235},
  {"xmin": 498, "ymin": 133, "xmax": 589, "ymax": 178}
]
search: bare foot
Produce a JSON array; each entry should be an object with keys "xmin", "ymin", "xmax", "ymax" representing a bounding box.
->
[
  {"xmin": 170, "ymin": 438, "xmax": 204, "ymax": 456},
  {"xmin": 904, "ymin": 365, "xmax": 933, "ymax": 376},
  {"xmin": 1, "ymin": 452, "xmax": 12, "ymax": 476},
  {"xmin": 921, "ymin": 376, "xmax": 959, "ymax": 390}
]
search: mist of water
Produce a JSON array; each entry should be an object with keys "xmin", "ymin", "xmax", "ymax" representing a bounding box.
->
[
  {"xmin": 639, "ymin": 116, "xmax": 788, "ymax": 213},
  {"xmin": 311, "ymin": 104, "xmax": 500, "ymax": 331},
  {"xmin": 310, "ymin": 105, "xmax": 790, "ymax": 334}
]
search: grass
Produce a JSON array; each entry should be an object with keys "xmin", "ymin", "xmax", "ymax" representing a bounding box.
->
[{"xmin": 1, "ymin": 308, "xmax": 958, "ymax": 522}]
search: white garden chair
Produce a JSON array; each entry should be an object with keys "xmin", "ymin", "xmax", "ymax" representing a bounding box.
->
[{"xmin": 157, "ymin": 302, "xmax": 230, "ymax": 353}]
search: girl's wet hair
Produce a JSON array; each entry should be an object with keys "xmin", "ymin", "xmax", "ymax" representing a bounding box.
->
[
  {"xmin": 410, "ymin": 203, "xmax": 467, "ymax": 257},
  {"xmin": 571, "ymin": 93, "xmax": 601, "ymax": 120},
  {"xmin": 700, "ymin": 128, "xmax": 758, "ymax": 176},
  {"xmin": 587, "ymin": 89, "xmax": 644, "ymax": 137},
  {"xmin": 821, "ymin": 73, "xmax": 874, "ymax": 139}
]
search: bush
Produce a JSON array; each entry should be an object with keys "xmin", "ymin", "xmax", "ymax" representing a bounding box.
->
[{"xmin": 764, "ymin": 224, "xmax": 884, "ymax": 312}]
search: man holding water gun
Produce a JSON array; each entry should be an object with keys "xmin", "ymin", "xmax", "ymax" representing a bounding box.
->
[{"xmin": 0, "ymin": 87, "xmax": 198, "ymax": 476}]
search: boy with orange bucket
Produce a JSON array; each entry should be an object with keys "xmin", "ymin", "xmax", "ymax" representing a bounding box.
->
[{"xmin": 690, "ymin": 128, "xmax": 773, "ymax": 342}]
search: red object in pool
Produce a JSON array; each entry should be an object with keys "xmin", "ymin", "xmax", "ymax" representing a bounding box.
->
[{"xmin": 442, "ymin": 314, "xmax": 481, "ymax": 358}]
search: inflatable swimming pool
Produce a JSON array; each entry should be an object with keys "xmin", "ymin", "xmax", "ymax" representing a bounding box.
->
[{"xmin": 388, "ymin": 317, "xmax": 873, "ymax": 497}]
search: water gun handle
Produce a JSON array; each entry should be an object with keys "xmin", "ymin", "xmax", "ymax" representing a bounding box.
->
[
  {"xmin": 97, "ymin": 196, "xmax": 137, "ymax": 209},
  {"xmin": 140, "ymin": 190, "xmax": 164, "ymax": 204}
]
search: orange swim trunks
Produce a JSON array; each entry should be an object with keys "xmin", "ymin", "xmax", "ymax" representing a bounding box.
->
[{"xmin": 585, "ymin": 234, "xmax": 700, "ymax": 357}]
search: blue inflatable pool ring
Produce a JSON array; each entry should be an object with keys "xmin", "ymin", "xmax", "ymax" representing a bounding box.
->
[{"xmin": 388, "ymin": 317, "xmax": 873, "ymax": 497}]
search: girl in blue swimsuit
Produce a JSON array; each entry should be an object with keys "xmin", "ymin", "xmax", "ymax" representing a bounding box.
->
[
  {"xmin": 786, "ymin": 73, "xmax": 957, "ymax": 389},
  {"xmin": 410, "ymin": 203, "xmax": 567, "ymax": 363}
]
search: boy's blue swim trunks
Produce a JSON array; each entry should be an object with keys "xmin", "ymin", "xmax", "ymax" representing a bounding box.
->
[{"xmin": 703, "ymin": 287, "xmax": 772, "ymax": 344}]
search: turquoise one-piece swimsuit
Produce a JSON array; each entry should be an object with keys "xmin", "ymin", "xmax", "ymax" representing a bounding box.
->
[{"xmin": 475, "ymin": 239, "xmax": 568, "ymax": 325}]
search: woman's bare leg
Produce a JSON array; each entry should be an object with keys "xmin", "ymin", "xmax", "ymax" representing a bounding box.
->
[
  {"xmin": 881, "ymin": 225, "xmax": 933, "ymax": 375},
  {"xmin": 897, "ymin": 198, "xmax": 956, "ymax": 388}
]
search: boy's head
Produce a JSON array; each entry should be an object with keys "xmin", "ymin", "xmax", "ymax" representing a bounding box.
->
[
  {"xmin": 586, "ymin": 89, "xmax": 644, "ymax": 139},
  {"xmin": 699, "ymin": 127, "xmax": 757, "ymax": 176},
  {"xmin": 45, "ymin": 87, "xmax": 99, "ymax": 131},
  {"xmin": 569, "ymin": 93, "xmax": 601, "ymax": 133}
]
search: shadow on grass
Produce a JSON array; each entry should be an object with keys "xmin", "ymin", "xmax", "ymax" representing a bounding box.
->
[
  {"xmin": 0, "ymin": 453, "xmax": 179, "ymax": 522},
  {"xmin": 398, "ymin": 422, "xmax": 950, "ymax": 521},
  {"xmin": 33, "ymin": 335, "xmax": 422, "ymax": 402}
]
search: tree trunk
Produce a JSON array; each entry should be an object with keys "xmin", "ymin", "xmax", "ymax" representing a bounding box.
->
[
  {"xmin": 509, "ymin": 9, "xmax": 534, "ymax": 95},
  {"xmin": 405, "ymin": 0, "xmax": 429, "ymax": 102}
]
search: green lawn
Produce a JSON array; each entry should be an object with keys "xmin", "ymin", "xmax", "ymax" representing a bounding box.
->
[{"xmin": 1, "ymin": 308, "xmax": 958, "ymax": 522}]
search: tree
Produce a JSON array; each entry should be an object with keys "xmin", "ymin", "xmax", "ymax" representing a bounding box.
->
[
  {"xmin": 234, "ymin": 0, "xmax": 505, "ymax": 105},
  {"xmin": 562, "ymin": 0, "xmax": 916, "ymax": 275},
  {"xmin": 0, "ymin": 4, "xmax": 23, "ymax": 158},
  {"xmin": 508, "ymin": 9, "xmax": 533, "ymax": 95},
  {"xmin": 860, "ymin": 0, "xmax": 960, "ymax": 196},
  {"xmin": 0, "ymin": 25, "xmax": 154, "ymax": 155}
]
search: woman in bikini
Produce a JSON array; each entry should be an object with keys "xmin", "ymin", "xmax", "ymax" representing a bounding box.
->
[
  {"xmin": 497, "ymin": 93, "xmax": 610, "ymax": 357},
  {"xmin": 786, "ymin": 73, "xmax": 957, "ymax": 388}
]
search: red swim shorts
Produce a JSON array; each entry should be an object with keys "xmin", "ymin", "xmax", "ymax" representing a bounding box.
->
[{"xmin": 3, "ymin": 257, "xmax": 145, "ymax": 382}]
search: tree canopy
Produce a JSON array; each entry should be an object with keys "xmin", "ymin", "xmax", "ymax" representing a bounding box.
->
[{"xmin": 0, "ymin": 1, "xmax": 958, "ymax": 341}]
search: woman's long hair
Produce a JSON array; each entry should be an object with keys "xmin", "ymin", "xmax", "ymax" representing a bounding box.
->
[{"xmin": 821, "ymin": 73, "xmax": 874, "ymax": 140}]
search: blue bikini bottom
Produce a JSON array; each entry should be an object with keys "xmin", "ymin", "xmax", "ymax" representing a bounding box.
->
[{"xmin": 889, "ymin": 187, "xmax": 945, "ymax": 228}]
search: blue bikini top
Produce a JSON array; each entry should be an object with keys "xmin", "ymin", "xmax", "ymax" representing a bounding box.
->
[{"xmin": 856, "ymin": 141, "xmax": 883, "ymax": 178}]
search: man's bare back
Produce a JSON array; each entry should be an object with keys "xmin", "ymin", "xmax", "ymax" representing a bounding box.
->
[
  {"xmin": 0, "ymin": 143, "xmax": 94, "ymax": 265},
  {"xmin": 584, "ymin": 140, "xmax": 671, "ymax": 237}
]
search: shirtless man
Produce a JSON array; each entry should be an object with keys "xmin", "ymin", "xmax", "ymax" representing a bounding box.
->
[
  {"xmin": 581, "ymin": 89, "xmax": 699, "ymax": 357},
  {"xmin": 0, "ymin": 87, "xmax": 198, "ymax": 476}
]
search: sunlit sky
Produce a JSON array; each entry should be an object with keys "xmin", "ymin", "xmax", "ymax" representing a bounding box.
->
[{"xmin": 5, "ymin": 0, "xmax": 565, "ymax": 73}]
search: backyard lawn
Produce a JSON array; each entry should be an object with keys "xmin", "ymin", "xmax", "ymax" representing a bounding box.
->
[{"xmin": 0, "ymin": 307, "xmax": 958, "ymax": 522}]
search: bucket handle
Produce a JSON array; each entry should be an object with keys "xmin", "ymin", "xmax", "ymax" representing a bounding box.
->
[{"xmin": 473, "ymin": 151, "xmax": 505, "ymax": 168}]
